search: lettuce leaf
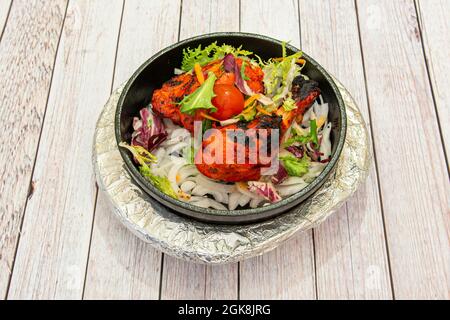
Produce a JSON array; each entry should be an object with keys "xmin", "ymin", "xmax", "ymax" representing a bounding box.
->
[
  {"xmin": 240, "ymin": 61, "xmax": 250, "ymax": 80},
  {"xmin": 280, "ymin": 154, "xmax": 310, "ymax": 177},
  {"xmin": 281, "ymin": 97, "xmax": 297, "ymax": 111},
  {"xmin": 179, "ymin": 72, "xmax": 217, "ymax": 115},
  {"xmin": 139, "ymin": 166, "xmax": 178, "ymax": 199},
  {"xmin": 262, "ymin": 42, "xmax": 303, "ymax": 105},
  {"xmin": 119, "ymin": 142, "xmax": 157, "ymax": 166},
  {"xmin": 282, "ymin": 119, "xmax": 318, "ymax": 148},
  {"xmin": 309, "ymin": 118, "xmax": 318, "ymax": 147},
  {"xmin": 119, "ymin": 142, "xmax": 178, "ymax": 199},
  {"xmin": 181, "ymin": 42, "xmax": 253, "ymax": 71}
]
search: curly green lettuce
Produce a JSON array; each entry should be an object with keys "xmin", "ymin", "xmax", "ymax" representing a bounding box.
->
[
  {"xmin": 181, "ymin": 42, "xmax": 253, "ymax": 71},
  {"xmin": 281, "ymin": 96, "xmax": 297, "ymax": 112},
  {"xmin": 263, "ymin": 42, "xmax": 303, "ymax": 105},
  {"xmin": 280, "ymin": 154, "xmax": 310, "ymax": 177}
]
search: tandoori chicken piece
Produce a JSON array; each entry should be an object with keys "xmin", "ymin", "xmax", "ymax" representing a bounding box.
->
[
  {"xmin": 195, "ymin": 115, "xmax": 282, "ymax": 182},
  {"xmin": 151, "ymin": 59, "xmax": 264, "ymax": 132},
  {"xmin": 151, "ymin": 60, "xmax": 223, "ymax": 132},
  {"xmin": 196, "ymin": 76, "xmax": 321, "ymax": 182},
  {"xmin": 276, "ymin": 76, "xmax": 321, "ymax": 131}
]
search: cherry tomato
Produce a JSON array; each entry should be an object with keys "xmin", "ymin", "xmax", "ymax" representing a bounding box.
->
[{"xmin": 211, "ymin": 84, "xmax": 244, "ymax": 120}]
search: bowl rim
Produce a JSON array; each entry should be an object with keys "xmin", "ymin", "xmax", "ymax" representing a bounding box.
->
[{"xmin": 115, "ymin": 31, "xmax": 347, "ymax": 218}]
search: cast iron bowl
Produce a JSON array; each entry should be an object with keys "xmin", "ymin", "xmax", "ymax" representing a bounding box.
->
[{"xmin": 115, "ymin": 32, "xmax": 346, "ymax": 224}]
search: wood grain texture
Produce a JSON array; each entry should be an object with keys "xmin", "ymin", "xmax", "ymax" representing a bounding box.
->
[
  {"xmin": 240, "ymin": 232, "xmax": 316, "ymax": 299},
  {"xmin": 7, "ymin": 0, "xmax": 123, "ymax": 299},
  {"xmin": 416, "ymin": 0, "xmax": 450, "ymax": 160},
  {"xmin": 161, "ymin": 263, "xmax": 238, "ymax": 300},
  {"xmin": 84, "ymin": 0, "xmax": 181, "ymax": 300},
  {"xmin": 0, "ymin": 0, "xmax": 67, "ymax": 299},
  {"xmin": 0, "ymin": 0, "xmax": 11, "ymax": 39},
  {"xmin": 299, "ymin": 0, "xmax": 392, "ymax": 299},
  {"xmin": 84, "ymin": 193, "xmax": 162, "ymax": 299},
  {"xmin": 357, "ymin": 0, "xmax": 450, "ymax": 299},
  {"xmin": 159, "ymin": 0, "xmax": 239, "ymax": 300},
  {"xmin": 239, "ymin": 0, "xmax": 316, "ymax": 300}
]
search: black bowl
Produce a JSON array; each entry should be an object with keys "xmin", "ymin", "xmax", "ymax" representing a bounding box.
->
[{"xmin": 115, "ymin": 32, "xmax": 346, "ymax": 224}]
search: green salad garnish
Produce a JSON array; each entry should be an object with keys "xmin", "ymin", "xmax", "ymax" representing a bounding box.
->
[
  {"xmin": 179, "ymin": 72, "xmax": 217, "ymax": 115},
  {"xmin": 181, "ymin": 42, "xmax": 253, "ymax": 71},
  {"xmin": 119, "ymin": 142, "xmax": 178, "ymax": 199},
  {"xmin": 279, "ymin": 154, "xmax": 310, "ymax": 177}
]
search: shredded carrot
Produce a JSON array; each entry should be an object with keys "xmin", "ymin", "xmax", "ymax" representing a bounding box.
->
[
  {"xmin": 205, "ymin": 61, "xmax": 223, "ymax": 76},
  {"xmin": 200, "ymin": 112, "xmax": 220, "ymax": 122},
  {"xmin": 194, "ymin": 63, "xmax": 205, "ymax": 84},
  {"xmin": 256, "ymin": 105, "xmax": 271, "ymax": 116},
  {"xmin": 244, "ymin": 94, "xmax": 260, "ymax": 107},
  {"xmin": 272, "ymin": 57, "xmax": 305, "ymax": 65}
]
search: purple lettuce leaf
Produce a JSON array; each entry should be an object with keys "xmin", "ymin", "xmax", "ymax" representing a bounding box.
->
[
  {"xmin": 131, "ymin": 106, "xmax": 167, "ymax": 152},
  {"xmin": 271, "ymin": 164, "xmax": 288, "ymax": 185},
  {"xmin": 248, "ymin": 181, "xmax": 282, "ymax": 203}
]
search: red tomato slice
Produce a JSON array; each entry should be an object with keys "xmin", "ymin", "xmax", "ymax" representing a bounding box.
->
[{"xmin": 211, "ymin": 84, "xmax": 244, "ymax": 121}]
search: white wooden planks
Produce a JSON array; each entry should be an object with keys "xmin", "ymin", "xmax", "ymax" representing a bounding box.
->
[
  {"xmin": 84, "ymin": 0, "xmax": 181, "ymax": 299},
  {"xmin": 0, "ymin": 0, "xmax": 11, "ymax": 38},
  {"xmin": 416, "ymin": 0, "xmax": 450, "ymax": 160},
  {"xmin": 84, "ymin": 193, "xmax": 162, "ymax": 299},
  {"xmin": 299, "ymin": 0, "xmax": 392, "ymax": 299},
  {"xmin": 0, "ymin": 0, "xmax": 68, "ymax": 299},
  {"xmin": 239, "ymin": 0, "xmax": 316, "ymax": 299},
  {"xmin": 7, "ymin": 0, "xmax": 123, "ymax": 299},
  {"xmin": 160, "ymin": 0, "xmax": 240, "ymax": 300},
  {"xmin": 0, "ymin": 0, "xmax": 448, "ymax": 300},
  {"xmin": 357, "ymin": 0, "xmax": 450, "ymax": 299},
  {"xmin": 239, "ymin": 232, "xmax": 316, "ymax": 299}
]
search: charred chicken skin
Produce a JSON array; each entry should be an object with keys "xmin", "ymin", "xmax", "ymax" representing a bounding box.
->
[
  {"xmin": 152, "ymin": 58, "xmax": 320, "ymax": 182},
  {"xmin": 196, "ymin": 76, "xmax": 321, "ymax": 182},
  {"xmin": 195, "ymin": 115, "xmax": 282, "ymax": 182}
]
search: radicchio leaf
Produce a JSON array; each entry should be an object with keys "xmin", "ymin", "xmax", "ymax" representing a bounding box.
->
[
  {"xmin": 131, "ymin": 106, "xmax": 167, "ymax": 152},
  {"xmin": 271, "ymin": 164, "xmax": 288, "ymax": 185},
  {"xmin": 305, "ymin": 142, "xmax": 323, "ymax": 162},
  {"xmin": 248, "ymin": 181, "xmax": 282, "ymax": 203},
  {"xmin": 223, "ymin": 54, "xmax": 273, "ymax": 105},
  {"xmin": 286, "ymin": 145, "xmax": 304, "ymax": 158},
  {"xmin": 223, "ymin": 54, "xmax": 235, "ymax": 72}
]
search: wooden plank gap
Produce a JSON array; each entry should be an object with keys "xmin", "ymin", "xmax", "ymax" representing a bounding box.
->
[
  {"xmin": 0, "ymin": 0, "xmax": 12, "ymax": 44},
  {"xmin": 412, "ymin": 0, "xmax": 449, "ymax": 172},
  {"xmin": 4, "ymin": 1, "xmax": 70, "ymax": 300},
  {"xmin": 353, "ymin": 0, "xmax": 396, "ymax": 299},
  {"xmin": 81, "ymin": 0, "xmax": 126, "ymax": 300},
  {"xmin": 158, "ymin": 254, "xmax": 165, "ymax": 300}
]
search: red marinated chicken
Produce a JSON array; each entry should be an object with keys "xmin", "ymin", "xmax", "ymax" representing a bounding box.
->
[
  {"xmin": 196, "ymin": 115, "xmax": 282, "ymax": 182},
  {"xmin": 151, "ymin": 59, "xmax": 264, "ymax": 132},
  {"xmin": 196, "ymin": 77, "xmax": 321, "ymax": 182},
  {"xmin": 151, "ymin": 60, "xmax": 223, "ymax": 132}
]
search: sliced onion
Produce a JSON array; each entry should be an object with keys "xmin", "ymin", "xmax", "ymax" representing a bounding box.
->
[
  {"xmin": 180, "ymin": 181, "xmax": 196, "ymax": 193},
  {"xmin": 228, "ymin": 192, "xmax": 241, "ymax": 210}
]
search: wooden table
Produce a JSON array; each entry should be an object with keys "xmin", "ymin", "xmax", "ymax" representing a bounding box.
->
[{"xmin": 0, "ymin": 0, "xmax": 449, "ymax": 300}]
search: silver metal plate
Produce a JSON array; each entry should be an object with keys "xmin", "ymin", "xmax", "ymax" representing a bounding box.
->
[{"xmin": 93, "ymin": 78, "xmax": 371, "ymax": 264}]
